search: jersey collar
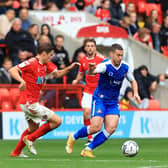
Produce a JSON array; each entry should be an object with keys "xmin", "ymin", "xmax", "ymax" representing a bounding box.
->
[{"xmin": 36, "ymin": 57, "xmax": 44, "ymax": 65}]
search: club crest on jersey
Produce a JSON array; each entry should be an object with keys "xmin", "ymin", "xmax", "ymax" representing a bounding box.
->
[{"xmin": 97, "ymin": 109, "xmax": 102, "ymax": 114}]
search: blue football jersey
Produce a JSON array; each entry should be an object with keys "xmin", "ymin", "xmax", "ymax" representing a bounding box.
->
[{"xmin": 93, "ymin": 59, "xmax": 134, "ymax": 104}]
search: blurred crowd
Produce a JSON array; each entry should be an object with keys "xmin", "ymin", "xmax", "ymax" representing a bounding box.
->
[{"xmin": 0, "ymin": 0, "xmax": 168, "ymax": 109}]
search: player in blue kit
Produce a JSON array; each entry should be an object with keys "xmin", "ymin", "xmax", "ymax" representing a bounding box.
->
[{"xmin": 65, "ymin": 43, "xmax": 141, "ymax": 158}]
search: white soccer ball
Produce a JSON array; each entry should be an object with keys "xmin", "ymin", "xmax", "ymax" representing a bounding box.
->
[{"xmin": 121, "ymin": 140, "xmax": 139, "ymax": 157}]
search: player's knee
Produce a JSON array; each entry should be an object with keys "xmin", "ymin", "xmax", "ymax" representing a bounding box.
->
[
  {"xmin": 106, "ymin": 126, "xmax": 117, "ymax": 135},
  {"xmin": 56, "ymin": 116, "xmax": 62, "ymax": 127},
  {"xmin": 49, "ymin": 114, "xmax": 62, "ymax": 128},
  {"xmin": 92, "ymin": 123, "xmax": 102, "ymax": 133}
]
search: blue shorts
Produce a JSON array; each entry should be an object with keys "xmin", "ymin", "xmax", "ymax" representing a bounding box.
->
[{"xmin": 91, "ymin": 97, "xmax": 120, "ymax": 118}]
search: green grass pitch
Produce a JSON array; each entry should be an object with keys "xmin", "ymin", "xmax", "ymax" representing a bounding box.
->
[{"xmin": 0, "ymin": 139, "xmax": 168, "ymax": 168}]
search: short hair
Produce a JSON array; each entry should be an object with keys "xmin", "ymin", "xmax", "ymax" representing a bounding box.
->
[
  {"xmin": 110, "ymin": 44, "xmax": 123, "ymax": 52},
  {"xmin": 37, "ymin": 43, "xmax": 54, "ymax": 54},
  {"xmin": 55, "ymin": 34, "xmax": 64, "ymax": 40},
  {"xmin": 84, "ymin": 38, "xmax": 96, "ymax": 47}
]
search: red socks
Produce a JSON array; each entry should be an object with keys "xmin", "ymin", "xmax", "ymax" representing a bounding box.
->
[
  {"xmin": 27, "ymin": 123, "xmax": 51, "ymax": 141},
  {"xmin": 11, "ymin": 129, "xmax": 30, "ymax": 155},
  {"xmin": 84, "ymin": 119, "xmax": 93, "ymax": 140}
]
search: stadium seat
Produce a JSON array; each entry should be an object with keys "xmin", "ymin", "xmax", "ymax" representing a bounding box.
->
[
  {"xmin": 161, "ymin": 46, "xmax": 168, "ymax": 58},
  {"xmin": 137, "ymin": 1, "xmax": 146, "ymax": 14},
  {"xmin": 9, "ymin": 88, "xmax": 20, "ymax": 107},
  {"xmin": 1, "ymin": 101, "xmax": 12, "ymax": 111},
  {"xmin": 0, "ymin": 88, "xmax": 10, "ymax": 104},
  {"xmin": 148, "ymin": 99, "xmax": 161, "ymax": 109}
]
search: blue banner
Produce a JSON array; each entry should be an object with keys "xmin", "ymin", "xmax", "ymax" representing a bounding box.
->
[{"xmin": 42, "ymin": 111, "xmax": 135, "ymax": 139}]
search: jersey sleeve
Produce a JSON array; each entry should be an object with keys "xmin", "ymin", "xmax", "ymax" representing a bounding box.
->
[
  {"xmin": 46, "ymin": 62, "xmax": 57, "ymax": 74},
  {"xmin": 78, "ymin": 59, "xmax": 85, "ymax": 73},
  {"xmin": 17, "ymin": 60, "xmax": 32, "ymax": 72},
  {"xmin": 126, "ymin": 66, "xmax": 135, "ymax": 82},
  {"xmin": 95, "ymin": 63, "xmax": 106, "ymax": 74}
]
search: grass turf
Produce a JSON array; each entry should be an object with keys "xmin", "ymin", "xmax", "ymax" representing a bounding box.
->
[{"xmin": 0, "ymin": 139, "xmax": 168, "ymax": 168}]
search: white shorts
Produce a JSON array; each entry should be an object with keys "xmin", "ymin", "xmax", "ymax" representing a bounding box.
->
[
  {"xmin": 20, "ymin": 102, "xmax": 54, "ymax": 124},
  {"xmin": 81, "ymin": 92, "xmax": 93, "ymax": 109}
]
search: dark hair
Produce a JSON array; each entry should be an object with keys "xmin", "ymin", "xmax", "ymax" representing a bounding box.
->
[
  {"xmin": 123, "ymin": 87, "xmax": 133, "ymax": 100},
  {"xmin": 29, "ymin": 24, "xmax": 38, "ymax": 29},
  {"xmin": 55, "ymin": 34, "xmax": 64, "ymax": 40},
  {"xmin": 37, "ymin": 43, "xmax": 54, "ymax": 54},
  {"xmin": 138, "ymin": 65, "xmax": 148, "ymax": 72},
  {"xmin": 83, "ymin": 38, "xmax": 96, "ymax": 47},
  {"xmin": 41, "ymin": 24, "xmax": 51, "ymax": 35},
  {"xmin": 110, "ymin": 43, "xmax": 123, "ymax": 52}
]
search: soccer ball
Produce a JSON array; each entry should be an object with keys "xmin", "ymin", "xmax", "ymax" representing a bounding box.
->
[{"xmin": 121, "ymin": 140, "xmax": 139, "ymax": 157}]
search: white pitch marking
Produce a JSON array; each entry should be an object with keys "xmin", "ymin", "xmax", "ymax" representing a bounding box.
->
[{"xmin": 138, "ymin": 166, "xmax": 168, "ymax": 168}]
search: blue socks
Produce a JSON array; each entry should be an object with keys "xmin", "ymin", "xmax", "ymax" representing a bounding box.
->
[
  {"xmin": 73, "ymin": 127, "xmax": 111, "ymax": 150},
  {"xmin": 73, "ymin": 126, "xmax": 89, "ymax": 140},
  {"xmin": 88, "ymin": 129, "xmax": 110, "ymax": 150}
]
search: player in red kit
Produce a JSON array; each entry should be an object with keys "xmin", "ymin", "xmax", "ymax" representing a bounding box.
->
[
  {"xmin": 71, "ymin": 39, "xmax": 105, "ymax": 145},
  {"xmin": 9, "ymin": 43, "xmax": 79, "ymax": 157}
]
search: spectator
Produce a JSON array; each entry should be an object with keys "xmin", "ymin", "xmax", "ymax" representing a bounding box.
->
[
  {"xmin": 124, "ymin": 2, "xmax": 136, "ymax": 16},
  {"xmin": 119, "ymin": 16, "xmax": 131, "ymax": 35},
  {"xmin": 15, "ymin": 0, "xmax": 30, "ymax": 16},
  {"xmin": 62, "ymin": 0, "xmax": 77, "ymax": 12},
  {"xmin": 95, "ymin": 0, "xmax": 111, "ymax": 22},
  {"xmin": 72, "ymin": 44, "xmax": 86, "ymax": 63},
  {"xmin": 75, "ymin": 0, "xmax": 85, "ymax": 11},
  {"xmin": 51, "ymin": 35, "xmax": 70, "ymax": 83},
  {"xmin": 129, "ymin": 12, "xmax": 139, "ymax": 35},
  {"xmin": 0, "ymin": 58, "xmax": 12, "ymax": 84},
  {"xmin": 5, "ymin": 18, "xmax": 36, "ymax": 65},
  {"xmin": 32, "ymin": 0, "xmax": 45, "ymax": 10},
  {"xmin": 38, "ymin": 35, "xmax": 51, "ymax": 45},
  {"xmin": 0, "ymin": 9, "xmax": 15, "ymax": 41},
  {"xmin": 19, "ymin": 8, "xmax": 31, "ymax": 31},
  {"xmin": 0, "ymin": 0, "xmax": 13, "ymax": 14},
  {"xmin": 41, "ymin": 24, "xmax": 54, "ymax": 47},
  {"xmin": 161, "ymin": 0, "xmax": 168, "ymax": 15},
  {"xmin": 43, "ymin": 2, "xmax": 59, "ymax": 12},
  {"xmin": 160, "ymin": 15, "xmax": 168, "ymax": 47},
  {"xmin": 120, "ymin": 87, "xmax": 149, "ymax": 109},
  {"xmin": 145, "ymin": 9, "xmax": 159, "ymax": 29},
  {"xmin": 68, "ymin": 50, "xmax": 85, "ymax": 83},
  {"xmin": 133, "ymin": 28, "xmax": 153, "ymax": 48},
  {"xmin": 109, "ymin": 0, "xmax": 124, "ymax": 25},
  {"xmin": 28, "ymin": 24, "xmax": 39, "ymax": 47},
  {"xmin": 134, "ymin": 65, "xmax": 159, "ymax": 99},
  {"xmin": 151, "ymin": 22, "xmax": 161, "ymax": 52}
]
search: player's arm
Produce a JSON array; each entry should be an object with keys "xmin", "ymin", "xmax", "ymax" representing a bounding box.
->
[
  {"xmin": 126, "ymin": 68, "xmax": 141, "ymax": 103},
  {"xmin": 8, "ymin": 66, "xmax": 26, "ymax": 91},
  {"xmin": 88, "ymin": 62, "xmax": 106, "ymax": 75},
  {"xmin": 53, "ymin": 62, "xmax": 80, "ymax": 78},
  {"xmin": 72, "ymin": 72, "xmax": 84, "ymax": 85}
]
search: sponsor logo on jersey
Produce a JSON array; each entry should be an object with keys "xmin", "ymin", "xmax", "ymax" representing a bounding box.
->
[{"xmin": 36, "ymin": 76, "xmax": 44, "ymax": 84}]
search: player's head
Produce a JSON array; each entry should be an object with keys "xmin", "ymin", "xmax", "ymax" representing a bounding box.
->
[
  {"xmin": 37, "ymin": 43, "xmax": 54, "ymax": 63},
  {"xmin": 109, "ymin": 44, "xmax": 123, "ymax": 66},
  {"xmin": 84, "ymin": 38, "xmax": 96, "ymax": 57}
]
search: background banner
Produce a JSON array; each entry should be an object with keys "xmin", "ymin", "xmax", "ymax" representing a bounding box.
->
[{"xmin": 2, "ymin": 111, "xmax": 168, "ymax": 139}]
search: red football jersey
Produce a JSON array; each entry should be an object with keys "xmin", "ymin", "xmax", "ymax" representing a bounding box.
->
[
  {"xmin": 95, "ymin": 9, "xmax": 111, "ymax": 22},
  {"xmin": 17, "ymin": 57, "xmax": 57, "ymax": 104},
  {"xmin": 79, "ymin": 54, "xmax": 105, "ymax": 94}
]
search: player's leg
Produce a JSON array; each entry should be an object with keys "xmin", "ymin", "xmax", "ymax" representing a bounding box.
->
[
  {"xmin": 81, "ymin": 115, "xmax": 119, "ymax": 158},
  {"xmin": 82, "ymin": 93, "xmax": 93, "ymax": 141},
  {"xmin": 10, "ymin": 119, "xmax": 39, "ymax": 157},
  {"xmin": 23, "ymin": 103, "xmax": 62, "ymax": 154},
  {"xmin": 66, "ymin": 97, "xmax": 104, "ymax": 154}
]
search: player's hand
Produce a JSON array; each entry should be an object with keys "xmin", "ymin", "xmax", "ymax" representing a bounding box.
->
[
  {"xmin": 72, "ymin": 79, "xmax": 78, "ymax": 85},
  {"xmin": 134, "ymin": 93, "xmax": 141, "ymax": 104},
  {"xmin": 69, "ymin": 62, "xmax": 81, "ymax": 70},
  {"xmin": 19, "ymin": 80, "xmax": 26, "ymax": 91}
]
